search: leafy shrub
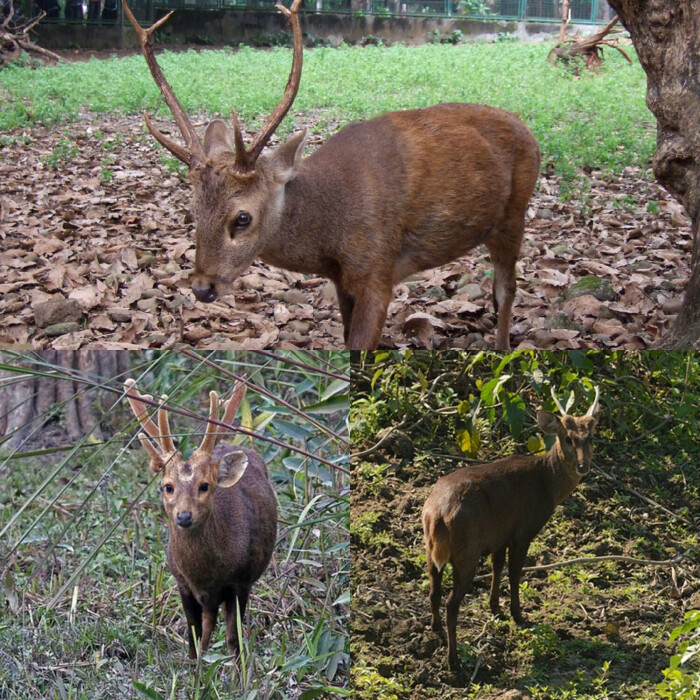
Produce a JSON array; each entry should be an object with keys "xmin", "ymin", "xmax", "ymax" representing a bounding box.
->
[{"xmin": 657, "ymin": 610, "xmax": 700, "ymax": 699}]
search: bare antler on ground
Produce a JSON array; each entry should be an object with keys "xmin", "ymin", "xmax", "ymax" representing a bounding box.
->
[
  {"xmin": 548, "ymin": 13, "xmax": 632, "ymax": 71},
  {"xmin": 1, "ymin": 1, "xmax": 65, "ymax": 66}
]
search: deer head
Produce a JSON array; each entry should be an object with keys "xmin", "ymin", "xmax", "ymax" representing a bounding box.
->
[
  {"xmin": 124, "ymin": 378, "xmax": 249, "ymax": 530},
  {"xmin": 122, "ymin": 0, "xmax": 306, "ymax": 303},
  {"xmin": 538, "ymin": 385, "xmax": 600, "ymax": 476}
]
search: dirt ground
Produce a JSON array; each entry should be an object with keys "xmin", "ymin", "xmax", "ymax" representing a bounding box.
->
[
  {"xmin": 350, "ymin": 447, "xmax": 699, "ymax": 698},
  {"xmin": 0, "ymin": 108, "xmax": 693, "ymax": 349}
]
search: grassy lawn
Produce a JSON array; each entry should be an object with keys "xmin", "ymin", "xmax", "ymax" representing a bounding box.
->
[
  {"xmin": 0, "ymin": 40, "xmax": 654, "ymax": 182},
  {"xmin": 0, "ymin": 351, "xmax": 350, "ymax": 698}
]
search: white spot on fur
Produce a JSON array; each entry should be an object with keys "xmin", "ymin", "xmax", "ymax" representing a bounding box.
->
[{"xmin": 432, "ymin": 555, "xmax": 447, "ymax": 572}]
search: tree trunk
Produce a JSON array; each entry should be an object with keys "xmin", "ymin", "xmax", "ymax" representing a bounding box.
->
[
  {"xmin": 607, "ymin": 0, "xmax": 700, "ymax": 347},
  {"xmin": 0, "ymin": 351, "xmax": 130, "ymax": 451}
]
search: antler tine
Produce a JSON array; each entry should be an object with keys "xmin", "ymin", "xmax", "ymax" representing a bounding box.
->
[
  {"xmin": 234, "ymin": 0, "xmax": 304, "ymax": 172},
  {"xmin": 199, "ymin": 391, "xmax": 222, "ymax": 454},
  {"xmin": 586, "ymin": 385, "xmax": 600, "ymax": 416},
  {"xmin": 157, "ymin": 394, "xmax": 176, "ymax": 453},
  {"xmin": 138, "ymin": 433, "xmax": 163, "ymax": 464},
  {"xmin": 221, "ymin": 382, "xmax": 247, "ymax": 429},
  {"xmin": 198, "ymin": 383, "xmax": 245, "ymax": 453},
  {"xmin": 550, "ymin": 386, "xmax": 567, "ymax": 416},
  {"xmin": 124, "ymin": 378, "xmax": 175, "ymax": 458},
  {"xmin": 122, "ymin": 0, "xmax": 206, "ymax": 167},
  {"xmin": 124, "ymin": 379, "xmax": 161, "ymax": 443}
]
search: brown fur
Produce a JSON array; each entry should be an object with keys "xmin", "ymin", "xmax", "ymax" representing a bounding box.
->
[
  {"xmin": 421, "ymin": 397, "xmax": 599, "ymax": 670},
  {"xmin": 160, "ymin": 443, "xmax": 277, "ymax": 659},
  {"xmin": 190, "ymin": 103, "xmax": 541, "ymax": 350}
]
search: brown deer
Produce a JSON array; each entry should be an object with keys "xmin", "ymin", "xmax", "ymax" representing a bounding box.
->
[
  {"xmin": 122, "ymin": 0, "xmax": 540, "ymax": 350},
  {"xmin": 124, "ymin": 378, "xmax": 277, "ymax": 659},
  {"xmin": 422, "ymin": 386, "xmax": 600, "ymax": 670}
]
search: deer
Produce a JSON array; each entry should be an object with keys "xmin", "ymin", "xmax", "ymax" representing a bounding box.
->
[
  {"xmin": 124, "ymin": 378, "xmax": 277, "ymax": 659},
  {"xmin": 122, "ymin": 0, "xmax": 540, "ymax": 350},
  {"xmin": 422, "ymin": 386, "xmax": 600, "ymax": 671}
]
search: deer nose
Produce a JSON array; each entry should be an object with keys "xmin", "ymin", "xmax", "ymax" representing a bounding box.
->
[
  {"xmin": 176, "ymin": 511, "xmax": 193, "ymax": 528},
  {"xmin": 577, "ymin": 463, "xmax": 590, "ymax": 476},
  {"xmin": 192, "ymin": 282, "xmax": 218, "ymax": 303}
]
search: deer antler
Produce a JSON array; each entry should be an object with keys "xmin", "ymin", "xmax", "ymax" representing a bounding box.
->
[
  {"xmin": 550, "ymin": 386, "xmax": 567, "ymax": 416},
  {"xmin": 122, "ymin": 1, "xmax": 206, "ymax": 167},
  {"xmin": 124, "ymin": 379, "xmax": 175, "ymax": 466},
  {"xmin": 586, "ymin": 385, "xmax": 600, "ymax": 417},
  {"xmin": 233, "ymin": 0, "xmax": 304, "ymax": 173},
  {"xmin": 198, "ymin": 382, "xmax": 247, "ymax": 454}
]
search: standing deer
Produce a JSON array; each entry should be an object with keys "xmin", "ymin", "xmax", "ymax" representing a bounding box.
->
[
  {"xmin": 124, "ymin": 378, "xmax": 277, "ymax": 659},
  {"xmin": 422, "ymin": 386, "xmax": 600, "ymax": 670},
  {"xmin": 122, "ymin": 0, "xmax": 540, "ymax": 350}
]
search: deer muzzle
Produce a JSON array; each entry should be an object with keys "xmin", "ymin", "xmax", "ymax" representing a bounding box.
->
[
  {"xmin": 192, "ymin": 280, "xmax": 218, "ymax": 303},
  {"xmin": 176, "ymin": 511, "xmax": 194, "ymax": 528}
]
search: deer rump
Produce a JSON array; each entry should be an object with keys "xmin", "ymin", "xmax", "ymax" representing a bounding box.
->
[
  {"xmin": 423, "ymin": 456, "xmax": 555, "ymax": 572},
  {"xmin": 167, "ymin": 444, "xmax": 277, "ymax": 605},
  {"xmin": 289, "ymin": 102, "xmax": 540, "ymax": 285}
]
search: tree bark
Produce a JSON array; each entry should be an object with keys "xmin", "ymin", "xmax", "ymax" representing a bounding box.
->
[
  {"xmin": 0, "ymin": 351, "xmax": 130, "ymax": 451},
  {"xmin": 607, "ymin": 0, "xmax": 700, "ymax": 347}
]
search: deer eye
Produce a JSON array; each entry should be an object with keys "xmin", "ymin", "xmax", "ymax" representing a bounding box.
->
[
  {"xmin": 164, "ymin": 483, "xmax": 174, "ymax": 494},
  {"xmin": 199, "ymin": 483, "xmax": 209, "ymax": 493},
  {"xmin": 564, "ymin": 436, "xmax": 573, "ymax": 445},
  {"xmin": 230, "ymin": 212, "xmax": 252, "ymax": 237}
]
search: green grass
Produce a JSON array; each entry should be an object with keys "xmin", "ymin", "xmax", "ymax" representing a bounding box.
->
[
  {"xmin": 0, "ymin": 41, "xmax": 653, "ymax": 180},
  {"xmin": 0, "ymin": 351, "xmax": 350, "ymax": 699}
]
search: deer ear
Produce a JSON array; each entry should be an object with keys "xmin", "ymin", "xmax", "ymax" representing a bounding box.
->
[
  {"xmin": 216, "ymin": 450, "xmax": 249, "ymax": 488},
  {"xmin": 204, "ymin": 119, "xmax": 235, "ymax": 158},
  {"xmin": 537, "ymin": 411, "xmax": 561, "ymax": 435},
  {"xmin": 269, "ymin": 128, "xmax": 308, "ymax": 184}
]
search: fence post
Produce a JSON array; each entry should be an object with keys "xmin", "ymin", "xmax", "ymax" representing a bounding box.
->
[
  {"xmin": 591, "ymin": 0, "xmax": 599, "ymax": 22},
  {"xmin": 517, "ymin": 0, "xmax": 527, "ymax": 20}
]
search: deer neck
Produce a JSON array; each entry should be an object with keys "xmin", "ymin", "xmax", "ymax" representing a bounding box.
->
[
  {"xmin": 258, "ymin": 160, "xmax": 339, "ymax": 279},
  {"xmin": 541, "ymin": 442, "xmax": 582, "ymax": 506}
]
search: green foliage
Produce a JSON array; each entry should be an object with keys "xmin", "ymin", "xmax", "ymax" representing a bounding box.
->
[
  {"xmin": 429, "ymin": 28, "xmax": 464, "ymax": 44},
  {"xmin": 353, "ymin": 350, "xmax": 700, "ymax": 462},
  {"xmin": 351, "ymin": 660, "xmax": 411, "ymax": 698},
  {"xmin": 657, "ymin": 610, "xmax": 700, "ymax": 699},
  {"xmin": 0, "ymin": 42, "xmax": 653, "ymax": 184},
  {"xmin": 40, "ymin": 137, "xmax": 79, "ymax": 169}
]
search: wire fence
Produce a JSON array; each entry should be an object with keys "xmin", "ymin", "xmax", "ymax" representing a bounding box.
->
[{"xmin": 20, "ymin": 0, "xmax": 614, "ymax": 24}]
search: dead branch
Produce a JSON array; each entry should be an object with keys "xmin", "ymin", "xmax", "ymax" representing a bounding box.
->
[
  {"xmin": 473, "ymin": 551, "xmax": 688, "ymax": 581},
  {"xmin": 0, "ymin": 1, "xmax": 65, "ymax": 66},
  {"xmin": 548, "ymin": 14, "xmax": 632, "ymax": 71}
]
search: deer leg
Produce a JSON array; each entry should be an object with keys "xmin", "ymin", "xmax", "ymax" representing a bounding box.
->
[
  {"xmin": 508, "ymin": 541, "xmax": 530, "ymax": 625},
  {"xmin": 489, "ymin": 546, "xmax": 507, "ymax": 615},
  {"xmin": 335, "ymin": 285, "xmax": 355, "ymax": 344},
  {"xmin": 223, "ymin": 585, "xmax": 250, "ymax": 656},
  {"xmin": 428, "ymin": 558, "xmax": 444, "ymax": 632},
  {"xmin": 199, "ymin": 606, "xmax": 219, "ymax": 655},
  {"xmin": 486, "ymin": 232, "xmax": 521, "ymax": 352},
  {"xmin": 178, "ymin": 584, "xmax": 203, "ymax": 660},
  {"xmin": 445, "ymin": 560, "xmax": 476, "ymax": 671},
  {"xmin": 345, "ymin": 280, "xmax": 393, "ymax": 350}
]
